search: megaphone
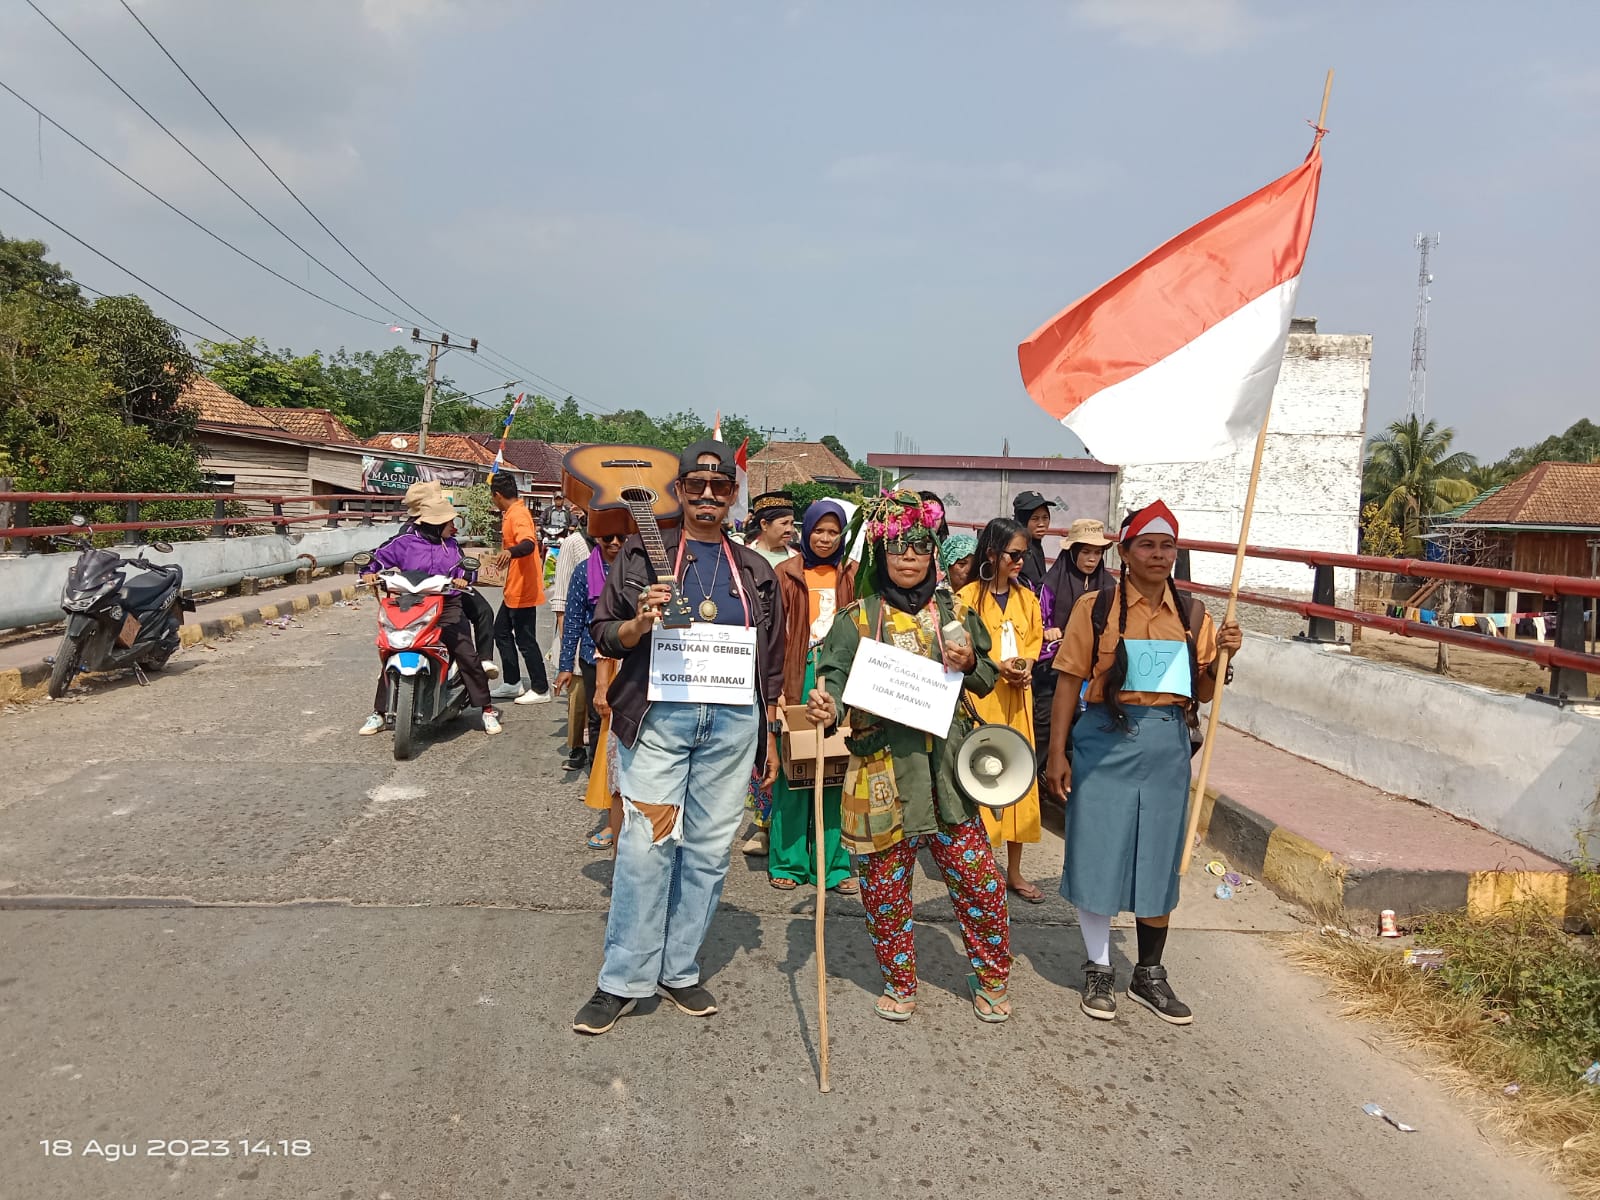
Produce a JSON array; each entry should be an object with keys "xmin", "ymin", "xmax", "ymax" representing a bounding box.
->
[{"xmin": 953, "ymin": 722, "xmax": 1035, "ymax": 810}]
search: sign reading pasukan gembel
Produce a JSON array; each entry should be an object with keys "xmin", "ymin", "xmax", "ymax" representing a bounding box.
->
[{"xmin": 648, "ymin": 625, "xmax": 758, "ymax": 704}]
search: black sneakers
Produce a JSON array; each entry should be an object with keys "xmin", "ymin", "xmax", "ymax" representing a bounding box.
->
[
  {"xmin": 656, "ymin": 982, "xmax": 718, "ymax": 1016},
  {"xmin": 564, "ymin": 746, "xmax": 589, "ymax": 771},
  {"xmin": 573, "ymin": 990, "xmax": 636, "ymax": 1035},
  {"xmin": 1081, "ymin": 963, "xmax": 1117, "ymax": 1020},
  {"xmin": 1129, "ymin": 963, "xmax": 1193, "ymax": 1025}
]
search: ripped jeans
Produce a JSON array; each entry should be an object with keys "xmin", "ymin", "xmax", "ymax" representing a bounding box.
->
[{"xmin": 597, "ymin": 700, "xmax": 761, "ymax": 999}]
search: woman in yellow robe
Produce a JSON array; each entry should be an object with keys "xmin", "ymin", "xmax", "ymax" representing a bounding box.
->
[{"xmin": 957, "ymin": 517, "xmax": 1045, "ymax": 903}]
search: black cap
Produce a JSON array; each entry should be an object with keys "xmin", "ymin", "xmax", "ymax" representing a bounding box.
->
[
  {"xmin": 678, "ymin": 439, "xmax": 737, "ymax": 479},
  {"xmin": 1012, "ymin": 490, "xmax": 1052, "ymax": 518}
]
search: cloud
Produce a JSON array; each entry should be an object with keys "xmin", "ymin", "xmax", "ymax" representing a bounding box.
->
[
  {"xmin": 1069, "ymin": 0, "xmax": 1258, "ymax": 54},
  {"xmin": 825, "ymin": 151, "xmax": 1117, "ymax": 198}
]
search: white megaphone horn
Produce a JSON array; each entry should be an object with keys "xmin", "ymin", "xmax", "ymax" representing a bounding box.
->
[{"xmin": 952, "ymin": 703, "xmax": 1035, "ymax": 811}]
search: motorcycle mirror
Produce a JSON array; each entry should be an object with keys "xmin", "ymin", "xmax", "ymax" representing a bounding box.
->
[
  {"xmin": 460, "ymin": 556, "xmax": 480, "ymax": 572},
  {"xmin": 352, "ymin": 551, "xmax": 373, "ymax": 568},
  {"xmin": 70, "ymin": 514, "xmax": 88, "ymax": 528},
  {"xmin": 151, "ymin": 540, "xmax": 174, "ymax": 554}
]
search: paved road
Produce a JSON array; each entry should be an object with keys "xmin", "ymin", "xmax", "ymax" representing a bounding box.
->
[{"xmin": 0, "ymin": 604, "xmax": 1562, "ymax": 1200}]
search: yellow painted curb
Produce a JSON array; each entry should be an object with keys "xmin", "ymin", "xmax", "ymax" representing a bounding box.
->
[
  {"xmin": 178, "ymin": 625, "xmax": 204, "ymax": 647},
  {"xmin": 258, "ymin": 604, "xmax": 280, "ymax": 622},
  {"xmin": 0, "ymin": 668, "xmax": 22, "ymax": 704},
  {"xmin": 1262, "ymin": 826, "xmax": 1346, "ymax": 915},
  {"xmin": 1466, "ymin": 870, "xmax": 1571, "ymax": 921},
  {"xmin": 290, "ymin": 596, "xmax": 311, "ymax": 614},
  {"xmin": 220, "ymin": 614, "xmax": 246, "ymax": 634},
  {"xmin": 1194, "ymin": 786, "xmax": 1220, "ymax": 841}
]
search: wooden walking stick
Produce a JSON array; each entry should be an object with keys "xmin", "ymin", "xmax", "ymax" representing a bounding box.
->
[
  {"xmin": 1179, "ymin": 69, "xmax": 1334, "ymax": 875},
  {"xmin": 810, "ymin": 674, "xmax": 832, "ymax": 1093}
]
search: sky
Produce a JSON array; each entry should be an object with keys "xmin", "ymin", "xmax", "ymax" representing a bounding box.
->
[{"xmin": 0, "ymin": 0, "xmax": 1595, "ymax": 463}]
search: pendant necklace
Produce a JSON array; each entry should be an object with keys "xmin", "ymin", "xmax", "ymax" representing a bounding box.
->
[{"xmin": 687, "ymin": 546, "xmax": 724, "ymax": 622}]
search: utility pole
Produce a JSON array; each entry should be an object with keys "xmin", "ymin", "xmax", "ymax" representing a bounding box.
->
[
  {"xmin": 754, "ymin": 426, "xmax": 801, "ymax": 494},
  {"xmin": 412, "ymin": 329, "xmax": 478, "ymax": 455}
]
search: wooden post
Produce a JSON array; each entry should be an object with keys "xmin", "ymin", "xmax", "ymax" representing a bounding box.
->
[
  {"xmin": 1178, "ymin": 70, "xmax": 1333, "ymax": 876},
  {"xmin": 810, "ymin": 694, "xmax": 832, "ymax": 1094}
]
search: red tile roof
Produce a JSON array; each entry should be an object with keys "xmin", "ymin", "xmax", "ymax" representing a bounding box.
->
[
  {"xmin": 181, "ymin": 376, "xmax": 281, "ymax": 429},
  {"xmin": 1458, "ymin": 461, "xmax": 1600, "ymax": 528},
  {"xmin": 747, "ymin": 441, "xmax": 862, "ymax": 489},
  {"xmin": 366, "ymin": 432, "xmax": 499, "ymax": 465},
  {"xmin": 465, "ymin": 435, "xmax": 567, "ymax": 482},
  {"xmin": 268, "ymin": 407, "xmax": 360, "ymax": 444}
]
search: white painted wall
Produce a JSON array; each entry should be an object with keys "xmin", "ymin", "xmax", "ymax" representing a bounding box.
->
[
  {"xmin": 1225, "ymin": 633, "xmax": 1600, "ymax": 863},
  {"xmin": 1118, "ymin": 328, "xmax": 1372, "ymax": 598}
]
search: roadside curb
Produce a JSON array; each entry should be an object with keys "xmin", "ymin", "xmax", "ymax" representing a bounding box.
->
[
  {"xmin": 0, "ymin": 584, "xmax": 360, "ymax": 703},
  {"xmin": 1192, "ymin": 787, "xmax": 1575, "ymax": 923}
]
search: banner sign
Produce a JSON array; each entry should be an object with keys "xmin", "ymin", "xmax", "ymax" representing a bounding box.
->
[
  {"xmin": 648, "ymin": 625, "xmax": 758, "ymax": 705},
  {"xmin": 840, "ymin": 638, "xmax": 962, "ymax": 738}
]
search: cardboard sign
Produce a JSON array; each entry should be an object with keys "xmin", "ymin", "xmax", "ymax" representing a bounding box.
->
[
  {"xmin": 840, "ymin": 637, "xmax": 962, "ymax": 738},
  {"xmin": 648, "ymin": 624, "xmax": 758, "ymax": 705},
  {"xmin": 1120, "ymin": 638, "xmax": 1192, "ymax": 696}
]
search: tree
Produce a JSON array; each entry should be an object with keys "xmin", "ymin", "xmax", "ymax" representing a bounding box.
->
[
  {"xmin": 1361, "ymin": 415, "xmax": 1478, "ymax": 554},
  {"xmin": 0, "ymin": 232, "xmax": 82, "ymax": 307},
  {"xmin": 1491, "ymin": 418, "xmax": 1600, "ymax": 479},
  {"xmin": 77, "ymin": 294, "xmax": 196, "ymax": 444},
  {"xmin": 1358, "ymin": 502, "xmax": 1406, "ymax": 558},
  {"xmin": 199, "ymin": 338, "xmax": 338, "ymax": 414}
]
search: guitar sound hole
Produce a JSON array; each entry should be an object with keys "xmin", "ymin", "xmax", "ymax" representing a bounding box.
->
[{"xmin": 620, "ymin": 487, "xmax": 658, "ymax": 505}]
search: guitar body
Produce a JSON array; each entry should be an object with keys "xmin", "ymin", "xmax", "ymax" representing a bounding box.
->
[
  {"xmin": 562, "ymin": 445, "xmax": 683, "ymax": 538},
  {"xmin": 562, "ymin": 444, "xmax": 694, "ymax": 628}
]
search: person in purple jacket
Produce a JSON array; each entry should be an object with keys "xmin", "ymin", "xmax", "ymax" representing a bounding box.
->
[{"xmin": 357, "ymin": 493, "xmax": 501, "ymax": 736}]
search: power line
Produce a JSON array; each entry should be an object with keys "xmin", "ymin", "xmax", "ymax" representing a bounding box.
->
[
  {"xmin": 0, "ymin": 77, "xmax": 391, "ymax": 328},
  {"xmin": 23, "ymin": 0, "xmax": 403, "ymax": 322},
  {"xmin": 0, "ymin": 184, "xmax": 245, "ymax": 341},
  {"xmin": 115, "ymin": 0, "xmax": 447, "ymax": 332}
]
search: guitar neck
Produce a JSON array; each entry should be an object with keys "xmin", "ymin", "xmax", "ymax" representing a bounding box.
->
[{"xmin": 626, "ymin": 498, "xmax": 675, "ymax": 582}]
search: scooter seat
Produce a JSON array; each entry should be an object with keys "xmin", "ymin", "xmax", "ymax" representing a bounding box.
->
[{"xmin": 124, "ymin": 571, "xmax": 178, "ymax": 613}]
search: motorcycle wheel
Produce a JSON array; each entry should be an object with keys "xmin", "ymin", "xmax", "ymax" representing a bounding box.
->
[
  {"xmin": 47, "ymin": 634, "xmax": 84, "ymax": 699},
  {"xmin": 392, "ymin": 675, "xmax": 416, "ymax": 761}
]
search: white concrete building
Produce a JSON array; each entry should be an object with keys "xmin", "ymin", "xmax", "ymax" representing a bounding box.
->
[{"xmin": 1116, "ymin": 316, "xmax": 1371, "ymax": 599}]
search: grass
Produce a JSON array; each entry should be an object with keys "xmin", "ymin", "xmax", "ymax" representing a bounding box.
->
[{"xmin": 1290, "ymin": 863, "xmax": 1600, "ymax": 1198}]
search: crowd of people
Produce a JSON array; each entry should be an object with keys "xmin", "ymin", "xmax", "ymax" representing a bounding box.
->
[{"xmin": 352, "ymin": 449, "xmax": 1242, "ymax": 1037}]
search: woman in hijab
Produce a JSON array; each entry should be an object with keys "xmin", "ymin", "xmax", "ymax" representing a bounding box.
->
[
  {"xmin": 768, "ymin": 500, "xmax": 858, "ymax": 891},
  {"xmin": 938, "ymin": 532, "xmax": 978, "ymax": 595},
  {"xmin": 1034, "ymin": 518, "xmax": 1117, "ymax": 778},
  {"xmin": 807, "ymin": 490, "xmax": 1013, "ymax": 1023}
]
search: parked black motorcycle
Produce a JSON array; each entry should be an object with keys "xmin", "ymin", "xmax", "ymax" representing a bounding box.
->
[{"xmin": 47, "ymin": 517, "xmax": 195, "ymax": 699}]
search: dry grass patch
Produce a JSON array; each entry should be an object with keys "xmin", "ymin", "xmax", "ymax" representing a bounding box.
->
[{"xmin": 1291, "ymin": 886, "xmax": 1600, "ymax": 1197}]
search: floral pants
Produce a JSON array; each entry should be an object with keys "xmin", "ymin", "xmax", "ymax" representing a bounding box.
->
[
  {"xmin": 745, "ymin": 767, "xmax": 773, "ymax": 829},
  {"xmin": 856, "ymin": 816, "xmax": 1011, "ymax": 999}
]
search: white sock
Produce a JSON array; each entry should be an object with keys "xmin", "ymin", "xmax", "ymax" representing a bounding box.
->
[{"xmin": 1077, "ymin": 908, "xmax": 1112, "ymax": 966}]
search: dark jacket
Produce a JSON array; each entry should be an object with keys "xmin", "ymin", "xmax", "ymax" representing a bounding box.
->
[
  {"xmin": 592, "ymin": 528, "xmax": 786, "ymax": 768},
  {"xmin": 774, "ymin": 555, "xmax": 858, "ymax": 704}
]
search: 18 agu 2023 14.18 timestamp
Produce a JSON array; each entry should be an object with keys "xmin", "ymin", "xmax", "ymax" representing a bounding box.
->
[{"xmin": 40, "ymin": 1139, "xmax": 311, "ymax": 1161}]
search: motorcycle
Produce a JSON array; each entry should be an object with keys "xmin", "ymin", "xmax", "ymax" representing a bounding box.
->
[
  {"xmin": 353, "ymin": 550, "xmax": 481, "ymax": 761},
  {"xmin": 47, "ymin": 517, "xmax": 194, "ymax": 699}
]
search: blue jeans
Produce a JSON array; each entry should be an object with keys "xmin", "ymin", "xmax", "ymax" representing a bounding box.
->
[{"xmin": 597, "ymin": 700, "xmax": 761, "ymax": 998}]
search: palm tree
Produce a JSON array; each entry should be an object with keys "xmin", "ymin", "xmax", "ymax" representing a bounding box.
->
[{"xmin": 1362, "ymin": 415, "xmax": 1478, "ymax": 554}]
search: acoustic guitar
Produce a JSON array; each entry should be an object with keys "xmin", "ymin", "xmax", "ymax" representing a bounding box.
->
[{"xmin": 562, "ymin": 444, "xmax": 693, "ymax": 628}]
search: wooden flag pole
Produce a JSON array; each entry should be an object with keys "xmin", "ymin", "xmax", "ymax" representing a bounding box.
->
[
  {"xmin": 1179, "ymin": 69, "xmax": 1332, "ymax": 875},
  {"xmin": 810, "ymin": 684, "xmax": 832, "ymax": 1093}
]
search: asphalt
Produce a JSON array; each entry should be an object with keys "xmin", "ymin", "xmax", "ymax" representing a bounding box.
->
[{"xmin": 0, "ymin": 604, "xmax": 1565, "ymax": 1200}]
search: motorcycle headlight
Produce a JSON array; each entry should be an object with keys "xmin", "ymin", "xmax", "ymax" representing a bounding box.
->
[{"xmin": 387, "ymin": 628, "xmax": 417, "ymax": 649}]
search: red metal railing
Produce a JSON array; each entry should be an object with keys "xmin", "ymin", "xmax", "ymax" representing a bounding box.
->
[{"xmin": 0, "ymin": 490, "xmax": 404, "ymax": 542}]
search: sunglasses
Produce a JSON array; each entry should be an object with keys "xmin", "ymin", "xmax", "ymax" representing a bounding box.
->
[
  {"xmin": 999, "ymin": 548, "xmax": 1026, "ymax": 562},
  {"xmin": 884, "ymin": 536, "xmax": 934, "ymax": 557},
  {"xmin": 598, "ymin": 533, "xmax": 626, "ymax": 544},
  {"xmin": 679, "ymin": 477, "xmax": 735, "ymax": 501}
]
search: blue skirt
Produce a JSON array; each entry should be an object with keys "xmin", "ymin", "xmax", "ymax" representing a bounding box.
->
[{"xmin": 1059, "ymin": 704, "xmax": 1191, "ymax": 918}]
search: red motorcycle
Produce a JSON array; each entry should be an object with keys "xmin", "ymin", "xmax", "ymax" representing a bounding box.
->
[{"xmin": 353, "ymin": 550, "xmax": 481, "ymax": 761}]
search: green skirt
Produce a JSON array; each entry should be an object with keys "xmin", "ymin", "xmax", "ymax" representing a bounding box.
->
[{"xmin": 769, "ymin": 653, "xmax": 851, "ymax": 887}]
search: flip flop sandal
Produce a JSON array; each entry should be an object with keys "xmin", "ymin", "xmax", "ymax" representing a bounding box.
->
[
  {"xmin": 1008, "ymin": 882, "xmax": 1047, "ymax": 905},
  {"xmin": 831, "ymin": 878, "xmax": 860, "ymax": 895},
  {"xmin": 586, "ymin": 831, "xmax": 616, "ymax": 850},
  {"xmin": 769, "ymin": 877, "xmax": 799, "ymax": 891},
  {"xmin": 967, "ymin": 974, "xmax": 1012, "ymax": 1024},
  {"xmin": 874, "ymin": 993, "xmax": 916, "ymax": 1022}
]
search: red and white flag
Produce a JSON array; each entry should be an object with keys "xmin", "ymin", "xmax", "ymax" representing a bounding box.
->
[
  {"xmin": 1018, "ymin": 144, "xmax": 1323, "ymax": 464},
  {"xmin": 731, "ymin": 437, "xmax": 750, "ymax": 521}
]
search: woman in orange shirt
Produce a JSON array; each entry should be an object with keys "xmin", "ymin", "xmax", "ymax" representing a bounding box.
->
[{"xmin": 1044, "ymin": 501, "xmax": 1242, "ymax": 1027}]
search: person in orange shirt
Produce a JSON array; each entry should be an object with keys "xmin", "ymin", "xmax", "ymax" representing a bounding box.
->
[{"xmin": 489, "ymin": 475, "xmax": 551, "ymax": 705}]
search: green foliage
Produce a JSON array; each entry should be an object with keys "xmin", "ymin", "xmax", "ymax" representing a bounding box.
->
[
  {"xmin": 503, "ymin": 396, "xmax": 769, "ymax": 457},
  {"xmin": 77, "ymin": 294, "xmax": 196, "ymax": 443},
  {"xmin": 1487, "ymin": 418, "xmax": 1600, "ymax": 481},
  {"xmin": 455, "ymin": 483, "xmax": 497, "ymax": 546},
  {"xmin": 1358, "ymin": 502, "xmax": 1407, "ymax": 558},
  {"xmin": 1362, "ymin": 415, "xmax": 1478, "ymax": 555},
  {"xmin": 0, "ymin": 231, "xmax": 81, "ymax": 306},
  {"xmin": 786, "ymin": 480, "xmax": 865, "ymax": 517}
]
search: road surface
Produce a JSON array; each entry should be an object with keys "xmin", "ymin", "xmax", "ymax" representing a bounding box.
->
[{"xmin": 0, "ymin": 601, "xmax": 1561, "ymax": 1199}]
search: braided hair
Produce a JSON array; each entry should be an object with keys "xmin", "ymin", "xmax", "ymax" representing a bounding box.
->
[{"xmin": 1099, "ymin": 567, "xmax": 1202, "ymax": 733}]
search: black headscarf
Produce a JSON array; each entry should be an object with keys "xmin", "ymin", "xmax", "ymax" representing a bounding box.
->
[
  {"xmin": 875, "ymin": 541, "xmax": 939, "ymax": 614},
  {"xmin": 1040, "ymin": 542, "xmax": 1113, "ymax": 626}
]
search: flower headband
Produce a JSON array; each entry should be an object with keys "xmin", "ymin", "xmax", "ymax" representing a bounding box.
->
[{"xmin": 860, "ymin": 488, "xmax": 944, "ymax": 544}]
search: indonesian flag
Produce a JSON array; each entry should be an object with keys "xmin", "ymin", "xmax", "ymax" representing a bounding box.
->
[
  {"xmin": 1018, "ymin": 144, "xmax": 1323, "ymax": 464},
  {"xmin": 731, "ymin": 437, "xmax": 750, "ymax": 522}
]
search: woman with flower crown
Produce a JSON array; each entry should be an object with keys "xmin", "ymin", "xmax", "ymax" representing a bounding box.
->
[{"xmin": 805, "ymin": 490, "xmax": 1014, "ymax": 1023}]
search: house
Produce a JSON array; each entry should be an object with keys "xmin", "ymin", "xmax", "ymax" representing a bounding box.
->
[
  {"xmin": 463, "ymin": 435, "xmax": 567, "ymax": 506},
  {"xmin": 864, "ymin": 452, "xmax": 1117, "ymax": 555},
  {"xmin": 1441, "ymin": 461, "xmax": 1600, "ymax": 578},
  {"xmin": 182, "ymin": 377, "xmax": 514, "ymax": 517},
  {"xmin": 746, "ymin": 441, "xmax": 863, "ymax": 493}
]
